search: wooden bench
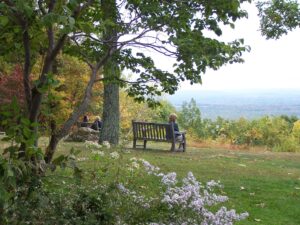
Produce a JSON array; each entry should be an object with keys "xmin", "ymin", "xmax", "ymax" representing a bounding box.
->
[{"xmin": 132, "ymin": 121, "xmax": 186, "ymax": 151}]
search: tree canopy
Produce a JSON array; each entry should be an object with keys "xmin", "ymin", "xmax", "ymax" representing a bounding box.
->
[{"xmin": 257, "ymin": 0, "xmax": 300, "ymax": 39}]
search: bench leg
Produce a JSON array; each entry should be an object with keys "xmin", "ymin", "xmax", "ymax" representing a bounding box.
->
[
  {"xmin": 143, "ymin": 140, "xmax": 147, "ymax": 149},
  {"xmin": 171, "ymin": 141, "xmax": 175, "ymax": 151},
  {"xmin": 182, "ymin": 134, "xmax": 186, "ymax": 152},
  {"xmin": 178, "ymin": 143, "xmax": 183, "ymax": 150},
  {"xmin": 133, "ymin": 139, "xmax": 137, "ymax": 149}
]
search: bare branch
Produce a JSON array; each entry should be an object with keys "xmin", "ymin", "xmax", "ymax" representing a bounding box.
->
[
  {"xmin": 70, "ymin": 36, "xmax": 94, "ymax": 69},
  {"xmin": 22, "ymin": 26, "xmax": 32, "ymax": 111},
  {"xmin": 71, "ymin": 33, "xmax": 105, "ymax": 44},
  {"xmin": 128, "ymin": 40, "xmax": 177, "ymax": 57},
  {"xmin": 94, "ymin": 77, "xmax": 104, "ymax": 83}
]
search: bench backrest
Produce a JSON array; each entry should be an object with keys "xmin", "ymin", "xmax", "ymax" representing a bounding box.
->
[{"xmin": 132, "ymin": 121, "xmax": 175, "ymax": 141}]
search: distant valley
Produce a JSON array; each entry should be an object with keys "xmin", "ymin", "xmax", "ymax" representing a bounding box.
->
[{"xmin": 166, "ymin": 89, "xmax": 300, "ymax": 120}]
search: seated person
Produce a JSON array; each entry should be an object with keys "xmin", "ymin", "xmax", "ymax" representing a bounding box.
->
[
  {"xmin": 168, "ymin": 113, "xmax": 183, "ymax": 141},
  {"xmin": 91, "ymin": 116, "xmax": 102, "ymax": 131},
  {"xmin": 81, "ymin": 115, "xmax": 89, "ymax": 127}
]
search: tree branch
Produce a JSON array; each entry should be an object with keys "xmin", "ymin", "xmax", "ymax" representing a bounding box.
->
[
  {"xmin": 22, "ymin": 24, "xmax": 32, "ymax": 112},
  {"xmin": 70, "ymin": 36, "xmax": 94, "ymax": 69}
]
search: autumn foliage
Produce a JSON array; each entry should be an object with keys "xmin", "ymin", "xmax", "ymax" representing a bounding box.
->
[{"xmin": 0, "ymin": 65, "xmax": 26, "ymax": 107}]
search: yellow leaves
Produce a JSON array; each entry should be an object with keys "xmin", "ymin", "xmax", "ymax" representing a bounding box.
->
[
  {"xmin": 292, "ymin": 120, "xmax": 300, "ymax": 139},
  {"xmin": 31, "ymin": 54, "xmax": 103, "ymax": 127},
  {"xmin": 244, "ymin": 128, "xmax": 263, "ymax": 144},
  {"xmin": 120, "ymin": 91, "xmax": 157, "ymax": 136}
]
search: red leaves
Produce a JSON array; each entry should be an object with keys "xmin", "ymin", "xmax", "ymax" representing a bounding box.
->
[{"xmin": 0, "ymin": 65, "xmax": 26, "ymax": 107}]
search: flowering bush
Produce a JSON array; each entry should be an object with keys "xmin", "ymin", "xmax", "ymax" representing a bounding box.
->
[
  {"xmin": 1, "ymin": 141, "xmax": 248, "ymax": 225},
  {"xmin": 116, "ymin": 158, "xmax": 249, "ymax": 225},
  {"xmin": 76, "ymin": 143, "xmax": 249, "ymax": 224}
]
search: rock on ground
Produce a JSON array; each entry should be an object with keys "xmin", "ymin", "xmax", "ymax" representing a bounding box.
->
[{"xmin": 64, "ymin": 127, "xmax": 100, "ymax": 142}]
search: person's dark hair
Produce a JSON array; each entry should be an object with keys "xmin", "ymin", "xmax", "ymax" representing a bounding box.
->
[{"xmin": 83, "ymin": 115, "xmax": 89, "ymax": 122}]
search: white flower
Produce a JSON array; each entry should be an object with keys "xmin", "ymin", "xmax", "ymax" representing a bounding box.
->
[
  {"xmin": 110, "ymin": 151, "xmax": 119, "ymax": 159},
  {"xmin": 128, "ymin": 162, "xmax": 140, "ymax": 172},
  {"xmin": 117, "ymin": 161, "xmax": 249, "ymax": 225},
  {"xmin": 132, "ymin": 161, "xmax": 140, "ymax": 169},
  {"xmin": 77, "ymin": 157, "xmax": 87, "ymax": 162},
  {"xmin": 117, "ymin": 183, "xmax": 151, "ymax": 209},
  {"xmin": 85, "ymin": 140, "xmax": 102, "ymax": 149},
  {"xmin": 91, "ymin": 150, "xmax": 105, "ymax": 156},
  {"xmin": 161, "ymin": 172, "xmax": 177, "ymax": 186},
  {"xmin": 102, "ymin": 141, "xmax": 111, "ymax": 148},
  {"xmin": 117, "ymin": 183, "xmax": 130, "ymax": 194},
  {"xmin": 140, "ymin": 159, "xmax": 160, "ymax": 175},
  {"xmin": 202, "ymin": 207, "xmax": 249, "ymax": 225},
  {"xmin": 206, "ymin": 180, "xmax": 222, "ymax": 190}
]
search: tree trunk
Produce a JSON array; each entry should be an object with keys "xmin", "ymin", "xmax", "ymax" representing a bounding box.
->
[
  {"xmin": 44, "ymin": 67, "xmax": 99, "ymax": 163},
  {"xmin": 11, "ymin": 0, "xmax": 96, "ymax": 162},
  {"xmin": 45, "ymin": 134, "xmax": 60, "ymax": 163},
  {"xmin": 100, "ymin": 62, "xmax": 120, "ymax": 145},
  {"xmin": 100, "ymin": 0, "xmax": 120, "ymax": 145}
]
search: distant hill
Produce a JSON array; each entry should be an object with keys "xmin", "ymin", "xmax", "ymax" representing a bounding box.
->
[{"xmin": 166, "ymin": 89, "xmax": 300, "ymax": 120}]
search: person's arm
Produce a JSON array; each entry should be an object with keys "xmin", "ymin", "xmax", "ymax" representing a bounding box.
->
[
  {"xmin": 173, "ymin": 123, "xmax": 179, "ymax": 132},
  {"xmin": 174, "ymin": 123, "xmax": 186, "ymax": 135}
]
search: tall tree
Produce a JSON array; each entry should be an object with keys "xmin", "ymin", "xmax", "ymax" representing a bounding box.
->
[
  {"xmin": 91, "ymin": 0, "xmax": 251, "ymax": 144},
  {"xmin": 100, "ymin": 0, "xmax": 120, "ymax": 144},
  {"xmin": 0, "ymin": 0, "xmax": 103, "ymax": 161},
  {"xmin": 1, "ymin": 0, "xmax": 251, "ymax": 162},
  {"xmin": 0, "ymin": 65, "xmax": 26, "ymax": 107}
]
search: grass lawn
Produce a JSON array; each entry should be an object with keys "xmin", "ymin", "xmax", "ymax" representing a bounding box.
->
[{"xmin": 2, "ymin": 136, "xmax": 300, "ymax": 224}]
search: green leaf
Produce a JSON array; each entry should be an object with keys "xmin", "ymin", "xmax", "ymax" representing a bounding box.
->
[
  {"xmin": 1, "ymin": 137, "xmax": 11, "ymax": 142},
  {"xmin": 0, "ymin": 16, "xmax": 9, "ymax": 26},
  {"xmin": 68, "ymin": 17, "xmax": 75, "ymax": 29},
  {"xmin": 73, "ymin": 166, "xmax": 83, "ymax": 180},
  {"xmin": 3, "ymin": 146, "xmax": 18, "ymax": 156},
  {"xmin": 6, "ymin": 166, "xmax": 14, "ymax": 177},
  {"xmin": 20, "ymin": 117, "xmax": 31, "ymax": 126},
  {"xmin": 52, "ymin": 155, "xmax": 66, "ymax": 166},
  {"xmin": 70, "ymin": 147, "xmax": 81, "ymax": 156}
]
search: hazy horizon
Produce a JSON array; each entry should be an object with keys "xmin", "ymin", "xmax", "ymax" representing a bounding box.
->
[{"xmin": 166, "ymin": 89, "xmax": 300, "ymax": 120}]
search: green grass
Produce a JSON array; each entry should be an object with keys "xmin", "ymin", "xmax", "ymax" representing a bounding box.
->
[
  {"xmin": 123, "ymin": 143, "xmax": 300, "ymax": 225},
  {"xmin": 2, "ymin": 136, "xmax": 300, "ymax": 224}
]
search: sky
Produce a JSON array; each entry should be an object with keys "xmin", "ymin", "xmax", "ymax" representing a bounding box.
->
[{"xmin": 153, "ymin": 2, "xmax": 300, "ymax": 91}]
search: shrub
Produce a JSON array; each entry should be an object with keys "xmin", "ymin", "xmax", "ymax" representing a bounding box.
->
[
  {"xmin": 292, "ymin": 120, "xmax": 300, "ymax": 141},
  {"xmin": 273, "ymin": 136, "xmax": 300, "ymax": 152},
  {"xmin": 1, "ymin": 141, "xmax": 249, "ymax": 224}
]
